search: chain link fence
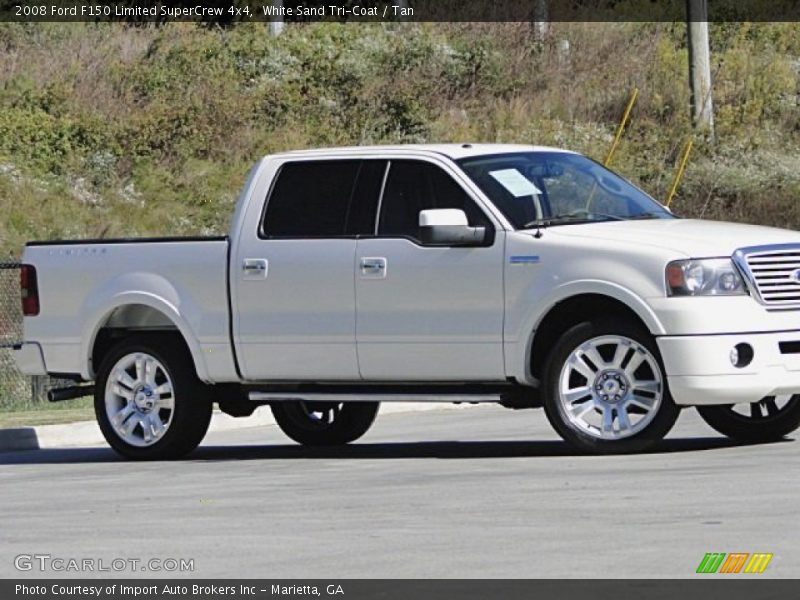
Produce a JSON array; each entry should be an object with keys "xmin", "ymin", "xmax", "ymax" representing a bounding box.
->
[{"xmin": 0, "ymin": 261, "xmax": 57, "ymax": 409}]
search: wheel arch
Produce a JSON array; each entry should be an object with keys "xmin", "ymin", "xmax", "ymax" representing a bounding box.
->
[
  {"xmin": 82, "ymin": 295, "xmax": 207, "ymax": 382},
  {"xmin": 524, "ymin": 289, "xmax": 663, "ymax": 384}
]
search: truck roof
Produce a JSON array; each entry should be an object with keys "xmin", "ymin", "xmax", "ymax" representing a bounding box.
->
[{"xmin": 274, "ymin": 143, "xmax": 576, "ymax": 160}]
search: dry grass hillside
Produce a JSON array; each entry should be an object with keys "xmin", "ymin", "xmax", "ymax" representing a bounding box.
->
[{"xmin": 0, "ymin": 21, "xmax": 798, "ymax": 256}]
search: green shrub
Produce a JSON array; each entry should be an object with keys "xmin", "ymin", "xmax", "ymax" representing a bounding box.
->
[{"xmin": 0, "ymin": 21, "xmax": 797, "ymax": 257}]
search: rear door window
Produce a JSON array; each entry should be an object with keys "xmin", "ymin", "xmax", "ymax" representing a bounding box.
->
[{"xmin": 262, "ymin": 160, "xmax": 361, "ymax": 238}]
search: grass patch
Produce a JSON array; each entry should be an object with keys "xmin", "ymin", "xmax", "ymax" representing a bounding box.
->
[{"xmin": 0, "ymin": 397, "xmax": 94, "ymax": 428}]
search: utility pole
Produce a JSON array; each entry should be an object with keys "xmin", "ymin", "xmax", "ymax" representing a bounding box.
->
[
  {"xmin": 268, "ymin": 0, "xmax": 284, "ymax": 36},
  {"xmin": 532, "ymin": 0, "xmax": 549, "ymax": 41},
  {"xmin": 392, "ymin": 0, "xmax": 411, "ymax": 21},
  {"xmin": 686, "ymin": 0, "xmax": 714, "ymax": 136}
]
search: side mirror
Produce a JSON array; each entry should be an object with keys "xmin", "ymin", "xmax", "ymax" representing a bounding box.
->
[{"xmin": 418, "ymin": 209, "xmax": 487, "ymax": 247}]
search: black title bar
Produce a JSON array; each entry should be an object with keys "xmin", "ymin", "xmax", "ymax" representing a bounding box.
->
[{"xmin": 2, "ymin": 0, "xmax": 800, "ymax": 22}]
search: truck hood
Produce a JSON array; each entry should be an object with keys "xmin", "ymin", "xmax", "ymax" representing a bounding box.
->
[{"xmin": 545, "ymin": 218, "xmax": 800, "ymax": 257}]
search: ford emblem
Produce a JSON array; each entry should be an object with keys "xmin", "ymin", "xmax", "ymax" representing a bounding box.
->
[{"xmin": 791, "ymin": 269, "xmax": 800, "ymax": 283}]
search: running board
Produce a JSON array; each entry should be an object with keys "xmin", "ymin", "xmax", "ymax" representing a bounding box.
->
[{"xmin": 248, "ymin": 392, "xmax": 502, "ymax": 403}]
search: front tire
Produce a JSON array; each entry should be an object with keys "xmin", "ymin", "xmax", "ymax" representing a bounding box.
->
[
  {"xmin": 95, "ymin": 335, "xmax": 212, "ymax": 460},
  {"xmin": 542, "ymin": 317, "xmax": 679, "ymax": 454},
  {"xmin": 697, "ymin": 395, "xmax": 800, "ymax": 442},
  {"xmin": 271, "ymin": 401, "xmax": 379, "ymax": 446}
]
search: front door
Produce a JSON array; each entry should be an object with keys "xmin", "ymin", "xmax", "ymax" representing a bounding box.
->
[{"xmin": 355, "ymin": 159, "xmax": 506, "ymax": 381}]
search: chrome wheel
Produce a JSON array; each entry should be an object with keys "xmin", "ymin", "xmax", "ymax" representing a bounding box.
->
[
  {"xmin": 697, "ymin": 393, "xmax": 800, "ymax": 442},
  {"xmin": 104, "ymin": 352, "xmax": 175, "ymax": 448},
  {"xmin": 558, "ymin": 335, "xmax": 664, "ymax": 440},
  {"xmin": 271, "ymin": 401, "xmax": 380, "ymax": 446},
  {"xmin": 729, "ymin": 395, "xmax": 799, "ymax": 419},
  {"xmin": 291, "ymin": 402, "xmax": 343, "ymax": 430}
]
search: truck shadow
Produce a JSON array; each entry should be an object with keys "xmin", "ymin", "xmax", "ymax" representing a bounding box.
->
[{"xmin": 0, "ymin": 436, "xmax": 788, "ymax": 464}]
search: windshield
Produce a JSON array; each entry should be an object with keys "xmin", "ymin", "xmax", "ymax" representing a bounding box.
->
[{"xmin": 457, "ymin": 152, "xmax": 674, "ymax": 229}]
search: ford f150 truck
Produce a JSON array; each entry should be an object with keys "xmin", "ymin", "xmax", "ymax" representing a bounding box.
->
[{"xmin": 13, "ymin": 144, "xmax": 800, "ymax": 458}]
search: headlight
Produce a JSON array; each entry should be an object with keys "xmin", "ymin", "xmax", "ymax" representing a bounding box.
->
[{"xmin": 666, "ymin": 259, "xmax": 747, "ymax": 296}]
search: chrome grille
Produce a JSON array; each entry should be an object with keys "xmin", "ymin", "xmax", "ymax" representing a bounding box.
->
[{"xmin": 736, "ymin": 245, "xmax": 800, "ymax": 307}]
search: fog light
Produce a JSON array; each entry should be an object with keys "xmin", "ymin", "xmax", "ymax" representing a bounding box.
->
[
  {"xmin": 730, "ymin": 343, "xmax": 754, "ymax": 368},
  {"xmin": 729, "ymin": 346, "xmax": 738, "ymax": 366}
]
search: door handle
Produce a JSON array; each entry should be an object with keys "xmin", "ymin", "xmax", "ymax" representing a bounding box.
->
[
  {"xmin": 360, "ymin": 257, "xmax": 387, "ymax": 278},
  {"xmin": 243, "ymin": 258, "xmax": 268, "ymax": 280}
]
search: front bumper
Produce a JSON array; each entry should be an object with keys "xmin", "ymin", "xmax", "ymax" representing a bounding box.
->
[
  {"xmin": 658, "ymin": 331, "xmax": 800, "ymax": 405},
  {"xmin": 11, "ymin": 342, "xmax": 47, "ymax": 376}
]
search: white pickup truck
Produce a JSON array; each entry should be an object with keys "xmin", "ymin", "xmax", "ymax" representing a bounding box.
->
[{"xmin": 13, "ymin": 144, "xmax": 800, "ymax": 458}]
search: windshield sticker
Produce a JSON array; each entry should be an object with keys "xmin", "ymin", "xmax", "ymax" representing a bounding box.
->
[{"xmin": 489, "ymin": 169, "xmax": 543, "ymax": 197}]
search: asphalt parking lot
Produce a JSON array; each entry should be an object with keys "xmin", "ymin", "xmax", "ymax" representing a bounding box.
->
[{"xmin": 0, "ymin": 405, "xmax": 797, "ymax": 579}]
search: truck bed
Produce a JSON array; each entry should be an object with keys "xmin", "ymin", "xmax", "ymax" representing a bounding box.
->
[{"xmin": 21, "ymin": 236, "xmax": 236, "ymax": 383}]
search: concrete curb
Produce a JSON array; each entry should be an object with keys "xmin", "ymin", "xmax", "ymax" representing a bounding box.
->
[{"xmin": 0, "ymin": 402, "xmax": 474, "ymax": 452}]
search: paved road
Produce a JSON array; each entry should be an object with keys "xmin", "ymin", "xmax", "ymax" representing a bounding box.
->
[{"xmin": 0, "ymin": 405, "xmax": 798, "ymax": 579}]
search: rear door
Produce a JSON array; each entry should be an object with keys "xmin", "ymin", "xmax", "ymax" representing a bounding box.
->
[
  {"xmin": 355, "ymin": 158, "xmax": 506, "ymax": 381},
  {"xmin": 232, "ymin": 159, "xmax": 385, "ymax": 381}
]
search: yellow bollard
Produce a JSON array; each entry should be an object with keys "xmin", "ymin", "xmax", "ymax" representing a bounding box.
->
[
  {"xmin": 587, "ymin": 88, "xmax": 639, "ymax": 211},
  {"xmin": 666, "ymin": 139, "xmax": 694, "ymax": 207},
  {"xmin": 604, "ymin": 88, "xmax": 639, "ymax": 167}
]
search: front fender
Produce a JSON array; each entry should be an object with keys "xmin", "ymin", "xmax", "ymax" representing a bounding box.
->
[{"xmin": 506, "ymin": 280, "xmax": 666, "ymax": 384}]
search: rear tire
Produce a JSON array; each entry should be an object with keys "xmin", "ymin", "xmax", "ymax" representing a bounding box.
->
[
  {"xmin": 697, "ymin": 396, "xmax": 800, "ymax": 442},
  {"xmin": 542, "ymin": 317, "xmax": 679, "ymax": 454},
  {"xmin": 94, "ymin": 335, "xmax": 212, "ymax": 460},
  {"xmin": 271, "ymin": 401, "xmax": 379, "ymax": 446}
]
